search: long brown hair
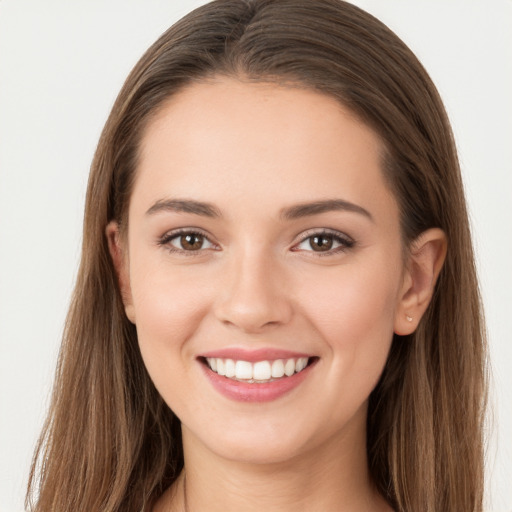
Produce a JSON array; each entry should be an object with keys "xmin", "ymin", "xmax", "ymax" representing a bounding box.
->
[{"xmin": 27, "ymin": 1, "xmax": 487, "ymax": 511}]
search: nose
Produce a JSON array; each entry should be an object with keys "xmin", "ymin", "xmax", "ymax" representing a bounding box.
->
[{"xmin": 213, "ymin": 251, "xmax": 293, "ymax": 334}]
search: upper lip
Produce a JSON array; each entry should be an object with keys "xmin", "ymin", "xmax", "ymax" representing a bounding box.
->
[{"xmin": 198, "ymin": 348, "xmax": 314, "ymax": 362}]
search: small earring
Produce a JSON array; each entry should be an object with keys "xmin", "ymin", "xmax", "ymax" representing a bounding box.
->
[{"xmin": 406, "ymin": 315, "xmax": 413, "ymax": 322}]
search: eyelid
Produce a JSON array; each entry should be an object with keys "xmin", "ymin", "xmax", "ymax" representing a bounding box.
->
[
  {"xmin": 291, "ymin": 228, "xmax": 355, "ymax": 254},
  {"xmin": 158, "ymin": 227, "xmax": 219, "ymax": 254},
  {"xmin": 157, "ymin": 227, "xmax": 354, "ymax": 256}
]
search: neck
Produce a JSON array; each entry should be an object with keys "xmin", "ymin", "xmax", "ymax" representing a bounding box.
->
[{"xmin": 157, "ymin": 408, "xmax": 392, "ymax": 512}]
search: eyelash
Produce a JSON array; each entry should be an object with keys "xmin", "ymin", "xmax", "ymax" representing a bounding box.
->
[
  {"xmin": 292, "ymin": 229, "xmax": 355, "ymax": 257},
  {"xmin": 158, "ymin": 228, "xmax": 217, "ymax": 256},
  {"xmin": 157, "ymin": 228, "xmax": 355, "ymax": 256}
]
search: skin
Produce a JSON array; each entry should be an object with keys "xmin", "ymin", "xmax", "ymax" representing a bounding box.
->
[{"xmin": 107, "ymin": 78, "xmax": 446, "ymax": 512}]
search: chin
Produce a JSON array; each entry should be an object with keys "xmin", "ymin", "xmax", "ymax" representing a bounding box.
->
[
  {"xmin": 182, "ymin": 405, "xmax": 364, "ymax": 468},
  {"xmin": 205, "ymin": 430, "xmax": 312, "ymax": 466}
]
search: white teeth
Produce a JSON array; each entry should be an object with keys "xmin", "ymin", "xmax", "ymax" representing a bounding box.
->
[
  {"xmin": 225, "ymin": 359, "xmax": 236, "ymax": 378},
  {"xmin": 253, "ymin": 361, "xmax": 272, "ymax": 380},
  {"xmin": 271, "ymin": 359, "xmax": 285, "ymax": 378},
  {"xmin": 216, "ymin": 358, "xmax": 226, "ymax": 376},
  {"xmin": 205, "ymin": 356, "xmax": 311, "ymax": 381},
  {"xmin": 235, "ymin": 360, "xmax": 253, "ymax": 380},
  {"xmin": 296, "ymin": 357, "xmax": 308, "ymax": 372},
  {"xmin": 284, "ymin": 358, "xmax": 295, "ymax": 377}
]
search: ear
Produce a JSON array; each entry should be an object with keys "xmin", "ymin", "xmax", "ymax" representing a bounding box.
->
[
  {"xmin": 394, "ymin": 228, "xmax": 447, "ymax": 335},
  {"xmin": 106, "ymin": 221, "xmax": 136, "ymax": 324}
]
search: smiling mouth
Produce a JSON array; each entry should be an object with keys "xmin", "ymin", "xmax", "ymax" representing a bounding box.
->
[{"xmin": 202, "ymin": 357, "xmax": 315, "ymax": 383}]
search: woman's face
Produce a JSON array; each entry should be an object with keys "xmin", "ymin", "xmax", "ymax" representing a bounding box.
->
[{"xmin": 118, "ymin": 78, "xmax": 410, "ymax": 464}]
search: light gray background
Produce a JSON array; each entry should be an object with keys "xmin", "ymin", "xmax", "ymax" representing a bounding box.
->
[{"xmin": 0, "ymin": 1, "xmax": 511, "ymax": 511}]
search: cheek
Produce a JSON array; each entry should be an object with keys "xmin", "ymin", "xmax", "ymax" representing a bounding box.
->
[
  {"xmin": 296, "ymin": 259, "xmax": 400, "ymax": 381},
  {"xmin": 128, "ymin": 258, "xmax": 213, "ymax": 368},
  {"xmin": 303, "ymin": 257, "xmax": 399, "ymax": 323}
]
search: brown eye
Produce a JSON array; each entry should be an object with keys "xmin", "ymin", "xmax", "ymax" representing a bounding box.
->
[
  {"xmin": 293, "ymin": 230, "xmax": 354, "ymax": 255},
  {"xmin": 162, "ymin": 231, "xmax": 215, "ymax": 253},
  {"xmin": 179, "ymin": 233, "xmax": 205, "ymax": 251},
  {"xmin": 309, "ymin": 235, "xmax": 334, "ymax": 252}
]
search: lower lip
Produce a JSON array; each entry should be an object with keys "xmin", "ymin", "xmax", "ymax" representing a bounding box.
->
[{"xmin": 200, "ymin": 360, "xmax": 316, "ymax": 402}]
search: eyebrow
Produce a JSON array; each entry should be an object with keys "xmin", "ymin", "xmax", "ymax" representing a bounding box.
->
[
  {"xmin": 279, "ymin": 199, "xmax": 373, "ymax": 221},
  {"xmin": 146, "ymin": 198, "xmax": 221, "ymax": 218},
  {"xmin": 145, "ymin": 197, "xmax": 373, "ymax": 221}
]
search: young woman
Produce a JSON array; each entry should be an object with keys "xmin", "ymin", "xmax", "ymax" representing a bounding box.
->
[{"xmin": 26, "ymin": 1, "xmax": 487, "ymax": 511}]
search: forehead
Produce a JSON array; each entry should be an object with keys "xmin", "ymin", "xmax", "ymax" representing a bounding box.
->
[{"xmin": 132, "ymin": 77, "xmax": 397, "ymax": 222}]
